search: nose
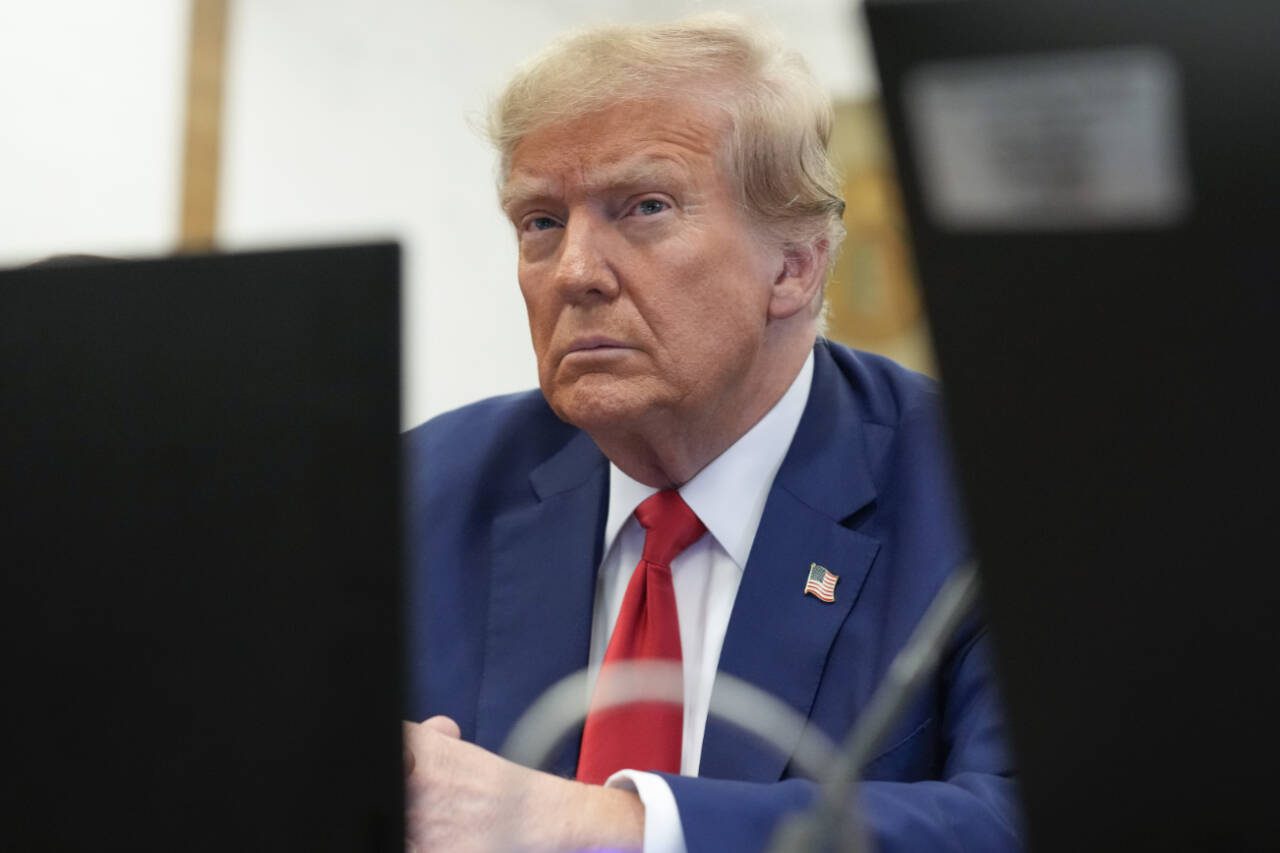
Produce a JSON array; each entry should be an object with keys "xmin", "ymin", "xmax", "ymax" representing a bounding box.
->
[{"xmin": 553, "ymin": 215, "xmax": 620, "ymax": 302}]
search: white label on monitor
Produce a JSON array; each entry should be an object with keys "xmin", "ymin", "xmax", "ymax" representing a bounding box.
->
[{"xmin": 905, "ymin": 48, "xmax": 1191, "ymax": 230}]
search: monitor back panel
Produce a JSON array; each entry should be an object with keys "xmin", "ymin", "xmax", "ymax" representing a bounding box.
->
[
  {"xmin": 866, "ymin": 3, "xmax": 1280, "ymax": 849},
  {"xmin": 1, "ymin": 244, "xmax": 403, "ymax": 851}
]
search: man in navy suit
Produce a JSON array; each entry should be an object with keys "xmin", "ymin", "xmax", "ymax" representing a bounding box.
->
[{"xmin": 402, "ymin": 14, "xmax": 1020, "ymax": 852}]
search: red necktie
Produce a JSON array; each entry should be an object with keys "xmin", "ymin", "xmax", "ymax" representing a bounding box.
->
[{"xmin": 576, "ymin": 489, "xmax": 707, "ymax": 784}]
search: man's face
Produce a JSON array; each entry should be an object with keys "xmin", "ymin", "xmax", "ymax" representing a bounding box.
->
[{"xmin": 502, "ymin": 98, "xmax": 782, "ymax": 437}]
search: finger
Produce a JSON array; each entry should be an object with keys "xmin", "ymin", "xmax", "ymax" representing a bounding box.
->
[
  {"xmin": 421, "ymin": 715, "xmax": 462, "ymax": 739},
  {"xmin": 402, "ymin": 721, "xmax": 418, "ymax": 776}
]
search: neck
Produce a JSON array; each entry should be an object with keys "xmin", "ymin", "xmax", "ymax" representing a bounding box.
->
[{"xmin": 589, "ymin": 331, "xmax": 815, "ymax": 488}]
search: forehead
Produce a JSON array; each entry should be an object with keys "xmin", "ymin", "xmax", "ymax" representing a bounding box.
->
[{"xmin": 501, "ymin": 99, "xmax": 732, "ymax": 207}]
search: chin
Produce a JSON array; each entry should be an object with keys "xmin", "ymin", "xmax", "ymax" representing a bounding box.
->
[{"xmin": 542, "ymin": 374, "xmax": 656, "ymax": 433}]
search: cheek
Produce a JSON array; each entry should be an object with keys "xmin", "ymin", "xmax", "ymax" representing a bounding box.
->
[
  {"xmin": 675, "ymin": 252, "xmax": 770, "ymax": 327},
  {"xmin": 688, "ymin": 267, "xmax": 773, "ymax": 361},
  {"xmin": 517, "ymin": 275, "xmax": 554, "ymax": 338}
]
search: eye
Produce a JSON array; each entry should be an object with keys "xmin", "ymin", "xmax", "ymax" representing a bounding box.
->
[
  {"xmin": 631, "ymin": 198, "xmax": 670, "ymax": 217},
  {"xmin": 525, "ymin": 215, "xmax": 561, "ymax": 232}
]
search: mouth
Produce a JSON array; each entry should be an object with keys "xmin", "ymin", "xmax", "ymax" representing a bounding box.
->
[{"xmin": 566, "ymin": 336, "xmax": 630, "ymax": 354}]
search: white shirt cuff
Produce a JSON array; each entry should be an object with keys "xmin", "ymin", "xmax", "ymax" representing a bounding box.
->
[{"xmin": 604, "ymin": 770, "xmax": 689, "ymax": 853}]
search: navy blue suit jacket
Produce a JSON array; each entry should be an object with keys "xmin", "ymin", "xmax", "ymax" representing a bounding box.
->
[{"xmin": 403, "ymin": 340, "xmax": 1021, "ymax": 852}]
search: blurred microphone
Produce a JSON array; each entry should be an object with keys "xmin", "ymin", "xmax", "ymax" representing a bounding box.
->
[
  {"xmin": 501, "ymin": 560, "xmax": 980, "ymax": 853},
  {"xmin": 502, "ymin": 660, "xmax": 837, "ymax": 780},
  {"xmin": 769, "ymin": 561, "xmax": 982, "ymax": 853}
]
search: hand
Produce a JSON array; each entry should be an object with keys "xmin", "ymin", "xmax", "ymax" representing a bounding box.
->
[{"xmin": 403, "ymin": 716, "xmax": 644, "ymax": 853}]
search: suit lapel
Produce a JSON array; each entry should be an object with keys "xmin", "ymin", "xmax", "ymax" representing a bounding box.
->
[
  {"xmin": 701, "ymin": 343, "xmax": 883, "ymax": 782},
  {"xmin": 475, "ymin": 430, "xmax": 607, "ymax": 776}
]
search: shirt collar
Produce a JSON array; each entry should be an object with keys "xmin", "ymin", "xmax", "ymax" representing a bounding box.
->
[{"xmin": 602, "ymin": 350, "xmax": 815, "ymax": 567}]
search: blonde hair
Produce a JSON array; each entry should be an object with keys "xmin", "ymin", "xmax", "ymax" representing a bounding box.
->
[{"xmin": 487, "ymin": 13, "xmax": 846, "ymax": 257}]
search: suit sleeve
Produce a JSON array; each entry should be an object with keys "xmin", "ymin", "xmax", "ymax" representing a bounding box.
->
[{"xmin": 659, "ymin": 630, "xmax": 1022, "ymax": 853}]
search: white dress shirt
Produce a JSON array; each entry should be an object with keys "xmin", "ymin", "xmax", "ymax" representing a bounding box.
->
[{"xmin": 589, "ymin": 351, "xmax": 815, "ymax": 853}]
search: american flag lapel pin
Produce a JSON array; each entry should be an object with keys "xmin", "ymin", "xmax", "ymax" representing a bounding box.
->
[{"xmin": 804, "ymin": 562, "xmax": 839, "ymax": 603}]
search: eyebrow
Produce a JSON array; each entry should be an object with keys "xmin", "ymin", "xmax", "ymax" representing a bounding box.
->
[{"xmin": 500, "ymin": 157, "xmax": 690, "ymax": 217}]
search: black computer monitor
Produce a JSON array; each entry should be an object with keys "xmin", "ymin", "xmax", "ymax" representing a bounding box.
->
[
  {"xmin": 1, "ymin": 243, "xmax": 403, "ymax": 850},
  {"xmin": 866, "ymin": 2, "xmax": 1279, "ymax": 850}
]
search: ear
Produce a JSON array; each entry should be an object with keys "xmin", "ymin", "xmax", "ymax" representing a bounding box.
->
[{"xmin": 768, "ymin": 240, "xmax": 829, "ymax": 321}]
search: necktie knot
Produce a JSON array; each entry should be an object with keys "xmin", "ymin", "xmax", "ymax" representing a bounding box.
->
[{"xmin": 634, "ymin": 489, "xmax": 706, "ymax": 568}]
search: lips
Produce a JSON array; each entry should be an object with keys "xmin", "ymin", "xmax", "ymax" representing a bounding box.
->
[{"xmin": 566, "ymin": 336, "xmax": 629, "ymax": 353}]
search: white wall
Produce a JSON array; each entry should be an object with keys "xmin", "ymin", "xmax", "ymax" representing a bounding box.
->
[
  {"xmin": 1, "ymin": 0, "xmax": 875, "ymax": 430},
  {"xmin": 0, "ymin": 2, "xmax": 189, "ymax": 264}
]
